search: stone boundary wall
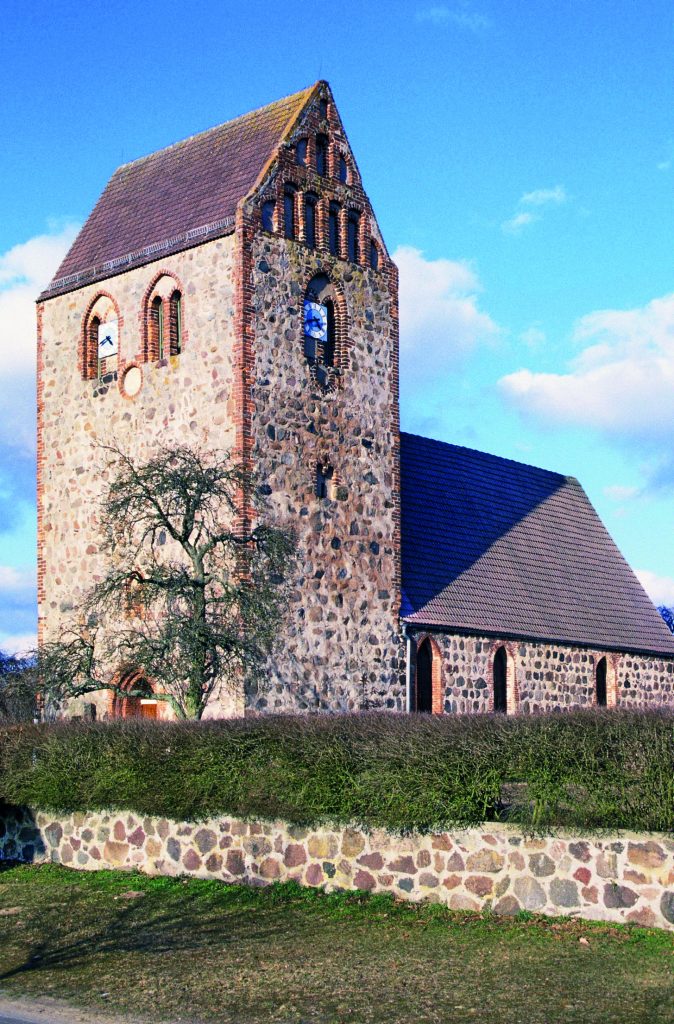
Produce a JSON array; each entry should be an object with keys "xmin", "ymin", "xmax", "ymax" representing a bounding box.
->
[{"xmin": 1, "ymin": 808, "xmax": 673, "ymax": 931}]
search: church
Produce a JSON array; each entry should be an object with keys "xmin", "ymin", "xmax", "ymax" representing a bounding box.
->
[{"xmin": 36, "ymin": 82, "xmax": 674, "ymax": 718}]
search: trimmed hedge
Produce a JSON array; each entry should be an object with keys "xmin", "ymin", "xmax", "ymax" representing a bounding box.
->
[{"xmin": 0, "ymin": 710, "xmax": 673, "ymax": 834}]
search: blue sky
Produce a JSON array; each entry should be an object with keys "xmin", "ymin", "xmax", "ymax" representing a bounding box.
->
[{"xmin": 2, "ymin": 0, "xmax": 674, "ymax": 651}]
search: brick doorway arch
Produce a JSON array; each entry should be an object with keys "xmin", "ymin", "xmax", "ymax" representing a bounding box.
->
[{"xmin": 110, "ymin": 671, "xmax": 159, "ymax": 719}]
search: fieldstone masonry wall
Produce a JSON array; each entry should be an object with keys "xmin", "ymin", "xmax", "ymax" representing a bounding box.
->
[
  {"xmin": 414, "ymin": 632, "xmax": 674, "ymax": 714},
  {"xmin": 2, "ymin": 808, "xmax": 673, "ymax": 931}
]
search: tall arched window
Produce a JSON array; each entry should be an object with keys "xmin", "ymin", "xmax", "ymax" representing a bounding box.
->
[
  {"xmin": 296, "ymin": 138, "xmax": 308, "ymax": 166},
  {"xmin": 303, "ymin": 273, "xmax": 345, "ymax": 390},
  {"xmin": 338, "ymin": 155, "xmax": 348, "ymax": 183},
  {"xmin": 88, "ymin": 315, "xmax": 101, "ymax": 379},
  {"xmin": 152, "ymin": 296, "xmax": 165, "ymax": 360},
  {"xmin": 347, "ymin": 211, "xmax": 360, "ymax": 263},
  {"xmin": 305, "ymin": 193, "xmax": 317, "ymax": 249},
  {"xmin": 316, "ymin": 134, "xmax": 328, "ymax": 176},
  {"xmin": 261, "ymin": 200, "xmax": 275, "ymax": 232},
  {"xmin": 284, "ymin": 188, "xmax": 296, "ymax": 240},
  {"xmin": 493, "ymin": 646, "xmax": 508, "ymax": 713},
  {"xmin": 82, "ymin": 295, "xmax": 119, "ymax": 380},
  {"xmin": 169, "ymin": 291, "xmax": 182, "ymax": 355},
  {"xmin": 369, "ymin": 240, "xmax": 379, "ymax": 271},
  {"xmin": 328, "ymin": 202, "xmax": 340, "ymax": 256},
  {"xmin": 596, "ymin": 656, "xmax": 607, "ymax": 707},
  {"xmin": 416, "ymin": 638, "xmax": 433, "ymax": 713}
]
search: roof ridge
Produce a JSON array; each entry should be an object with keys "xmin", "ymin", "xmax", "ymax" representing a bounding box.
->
[
  {"xmin": 114, "ymin": 83, "xmax": 318, "ymax": 173},
  {"xmin": 400, "ymin": 430, "xmax": 570, "ymax": 481}
]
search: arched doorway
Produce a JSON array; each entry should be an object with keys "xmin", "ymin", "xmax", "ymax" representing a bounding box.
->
[
  {"xmin": 416, "ymin": 638, "xmax": 433, "ymax": 713},
  {"xmin": 595, "ymin": 657, "xmax": 607, "ymax": 707},
  {"xmin": 493, "ymin": 646, "xmax": 508, "ymax": 713},
  {"xmin": 112, "ymin": 672, "xmax": 159, "ymax": 719}
]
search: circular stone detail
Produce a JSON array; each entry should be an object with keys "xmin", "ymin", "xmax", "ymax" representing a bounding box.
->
[{"xmin": 122, "ymin": 365, "xmax": 142, "ymax": 397}]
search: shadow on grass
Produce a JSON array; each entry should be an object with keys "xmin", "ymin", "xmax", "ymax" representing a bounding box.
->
[{"xmin": 0, "ymin": 880, "xmax": 302, "ymax": 984}]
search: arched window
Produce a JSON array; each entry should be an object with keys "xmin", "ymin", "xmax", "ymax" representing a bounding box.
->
[
  {"xmin": 305, "ymin": 193, "xmax": 317, "ymax": 249},
  {"xmin": 303, "ymin": 273, "xmax": 344, "ymax": 389},
  {"xmin": 82, "ymin": 295, "xmax": 119, "ymax": 380},
  {"xmin": 369, "ymin": 240, "xmax": 379, "ymax": 271},
  {"xmin": 319, "ymin": 98, "xmax": 328, "ymax": 120},
  {"xmin": 416, "ymin": 638, "xmax": 433, "ymax": 713},
  {"xmin": 152, "ymin": 296, "xmax": 165, "ymax": 360},
  {"xmin": 596, "ymin": 656, "xmax": 607, "ymax": 707},
  {"xmin": 262, "ymin": 200, "xmax": 275, "ymax": 232},
  {"xmin": 347, "ymin": 212, "xmax": 360, "ymax": 263},
  {"xmin": 316, "ymin": 134, "xmax": 328, "ymax": 176},
  {"xmin": 328, "ymin": 202, "xmax": 340, "ymax": 256},
  {"xmin": 338, "ymin": 155, "xmax": 348, "ymax": 183},
  {"xmin": 296, "ymin": 138, "xmax": 308, "ymax": 166},
  {"xmin": 169, "ymin": 291, "xmax": 182, "ymax": 355},
  {"xmin": 88, "ymin": 315, "xmax": 101, "ymax": 379},
  {"xmin": 493, "ymin": 646, "xmax": 508, "ymax": 713},
  {"xmin": 284, "ymin": 188, "xmax": 296, "ymax": 240}
]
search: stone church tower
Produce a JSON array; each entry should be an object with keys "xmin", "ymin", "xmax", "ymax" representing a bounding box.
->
[{"xmin": 37, "ymin": 83, "xmax": 404, "ymax": 716}]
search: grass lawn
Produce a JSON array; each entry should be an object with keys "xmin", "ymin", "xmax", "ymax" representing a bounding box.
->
[{"xmin": 0, "ymin": 864, "xmax": 672, "ymax": 1024}]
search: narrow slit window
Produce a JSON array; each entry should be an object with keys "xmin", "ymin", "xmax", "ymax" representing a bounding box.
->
[
  {"xmin": 596, "ymin": 657, "xmax": 607, "ymax": 707},
  {"xmin": 316, "ymin": 462, "xmax": 333, "ymax": 498},
  {"xmin": 493, "ymin": 646, "xmax": 508, "ymax": 713},
  {"xmin": 152, "ymin": 297, "xmax": 164, "ymax": 360},
  {"xmin": 170, "ymin": 291, "xmax": 182, "ymax": 355},
  {"xmin": 284, "ymin": 189, "xmax": 296, "ymax": 240},
  {"xmin": 370, "ymin": 240, "xmax": 379, "ymax": 270},
  {"xmin": 328, "ymin": 203, "xmax": 340, "ymax": 256},
  {"xmin": 338, "ymin": 155, "xmax": 348, "ymax": 183},
  {"xmin": 305, "ymin": 194, "xmax": 317, "ymax": 249},
  {"xmin": 316, "ymin": 135, "xmax": 328, "ymax": 177},
  {"xmin": 91, "ymin": 316, "xmax": 101, "ymax": 379},
  {"xmin": 296, "ymin": 139, "xmax": 307, "ymax": 166},
  {"xmin": 347, "ymin": 212, "xmax": 360, "ymax": 263},
  {"xmin": 262, "ymin": 200, "xmax": 275, "ymax": 232}
]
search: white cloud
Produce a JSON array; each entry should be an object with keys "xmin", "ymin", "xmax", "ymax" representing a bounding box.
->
[
  {"xmin": 501, "ymin": 211, "xmax": 538, "ymax": 235},
  {"xmin": 0, "ymin": 224, "xmax": 78, "ymax": 454},
  {"xmin": 502, "ymin": 185, "xmax": 567, "ymax": 234},
  {"xmin": 520, "ymin": 186, "xmax": 567, "ymax": 207},
  {"xmin": 635, "ymin": 569, "xmax": 674, "ymax": 608},
  {"xmin": 416, "ymin": 5, "xmax": 490, "ymax": 30},
  {"xmin": 499, "ymin": 292, "xmax": 674, "ymax": 440},
  {"xmin": 0, "ymin": 633, "xmax": 37, "ymax": 657},
  {"xmin": 394, "ymin": 246, "xmax": 500, "ymax": 386},
  {"xmin": 0, "ymin": 565, "xmax": 36, "ymax": 592},
  {"xmin": 603, "ymin": 484, "xmax": 638, "ymax": 502}
]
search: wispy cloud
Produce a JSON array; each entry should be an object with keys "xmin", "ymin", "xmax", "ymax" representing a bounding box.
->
[
  {"xmin": 0, "ymin": 564, "xmax": 36, "ymax": 654},
  {"xmin": 417, "ymin": 4, "xmax": 491, "ymax": 31},
  {"xmin": 603, "ymin": 484, "xmax": 638, "ymax": 502},
  {"xmin": 501, "ymin": 185, "xmax": 568, "ymax": 234},
  {"xmin": 499, "ymin": 290, "xmax": 674, "ymax": 491}
]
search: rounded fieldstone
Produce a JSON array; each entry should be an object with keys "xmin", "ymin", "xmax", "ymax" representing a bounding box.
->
[
  {"xmin": 195, "ymin": 829, "xmax": 217, "ymax": 855},
  {"xmin": 514, "ymin": 876, "xmax": 546, "ymax": 910},
  {"xmin": 398, "ymin": 877, "xmax": 414, "ymax": 893},
  {"xmin": 354, "ymin": 869, "xmax": 376, "ymax": 891},
  {"xmin": 284, "ymin": 843, "xmax": 307, "ymax": 868},
  {"xmin": 660, "ymin": 891, "xmax": 674, "ymax": 925},
  {"xmin": 466, "ymin": 850, "xmax": 504, "ymax": 873},
  {"xmin": 494, "ymin": 895, "xmax": 520, "ymax": 916},
  {"xmin": 550, "ymin": 878, "xmax": 580, "ymax": 908},
  {"xmin": 603, "ymin": 884, "xmax": 638, "ymax": 909},
  {"xmin": 529, "ymin": 853, "xmax": 555, "ymax": 877}
]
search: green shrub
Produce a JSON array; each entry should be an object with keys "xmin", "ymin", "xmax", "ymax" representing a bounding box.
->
[{"xmin": 0, "ymin": 710, "xmax": 672, "ymax": 834}]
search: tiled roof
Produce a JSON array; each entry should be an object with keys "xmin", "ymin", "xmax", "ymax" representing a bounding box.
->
[
  {"xmin": 400, "ymin": 432, "xmax": 674, "ymax": 657},
  {"xmin": 41, "ymin": 85, "xmax": 317, "ymax": 300}
]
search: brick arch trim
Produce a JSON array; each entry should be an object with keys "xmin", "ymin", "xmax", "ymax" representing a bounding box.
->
[
  {"xmin": 490, "ymin": 642, "xmax": 519, "ymax": 714},
  {"xmin": 593, "ymin": 652, "xmax": 619, "ymax": 707},
  {"xmin": 140, "ymin": 268, "xmax": 188, "ymax": 362},
  {"xmin": 304, "ymin": 272, "xmax": 350, "ymax": 373},
  {"xmin": 414, "ymin": 633, "xmax": 443, "ymax": 714},
  {"xmin": 80, "ymin": 290, "xmax": 122, "ymax": 380},
  {"xmin": 108, "ymin": 667, "xmax": 155, "ymax": 719}
]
